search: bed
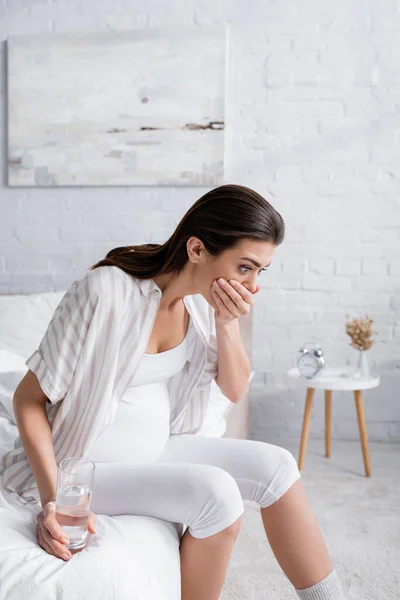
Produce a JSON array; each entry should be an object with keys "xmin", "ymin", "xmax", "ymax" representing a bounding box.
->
[{"xmin": 0, "ymin": 284, "xmax": 253, "ymax": 600}]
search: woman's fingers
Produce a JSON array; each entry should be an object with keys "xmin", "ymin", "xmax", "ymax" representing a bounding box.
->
[
  {"xmin": 37, "ymin": 525, "xmax": 55, "ymax": 556},
  {"xmin": 38, "ymin": 524, "xmax": 70, "ymax": 560},
  {"xmin": 36, "ymin": 506, "xmax": 72, "ymax": 560},
  {"xmin": 36, "ymin": 504, "xmax": 96, "ymax": 560},
  {"xmin": 40, "ymin": 524, "xmax": 72, "ymax": 560},
  {"xmin": 88, "ymin": 511, "xmax": 97, "ymax": 533},
  {"xmin": 41, "ymin": 502, "xmax": 70, "ymax": 545}
]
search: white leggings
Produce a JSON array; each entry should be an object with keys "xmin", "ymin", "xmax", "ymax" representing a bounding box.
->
[{"xmin": 89, "ymin": 434, "xmax": 301, "ymax": 539}]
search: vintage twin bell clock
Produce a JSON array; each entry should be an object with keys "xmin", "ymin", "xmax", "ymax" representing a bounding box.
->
[{"xmin": 297, "ymin": 341, "xmax": 325, "ymax": 379}]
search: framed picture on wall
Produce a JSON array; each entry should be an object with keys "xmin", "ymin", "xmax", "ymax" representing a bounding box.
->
[{"xmin": 7, "ymin": 27, "xmax": 227, "ymax": 187}]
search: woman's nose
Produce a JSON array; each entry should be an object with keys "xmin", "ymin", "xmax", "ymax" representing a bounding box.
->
[{"xmin": 242, "ymin": 279, "xmax": 258, "ymax": 294}]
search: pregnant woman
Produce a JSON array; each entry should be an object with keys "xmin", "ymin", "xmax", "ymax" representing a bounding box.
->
[{"xmin": 2, "ymin": 184, "xmax": 346, "ymax": 600}]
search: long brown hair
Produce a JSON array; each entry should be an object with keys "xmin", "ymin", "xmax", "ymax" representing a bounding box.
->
[{"xmin": 88, "ymin": 184, "xmax": 285, "ymax": 279}]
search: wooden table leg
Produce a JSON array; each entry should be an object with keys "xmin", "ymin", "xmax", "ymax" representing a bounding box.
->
[
  {"xmin": 325, "ymin": 390, "xmax": 332, "ymax": 458},
  {"xmin": 354, "ymin": 390, "xmax": 372, "ymax": 477},
  {"xmin": 298, "ymin": 387, "xmax": 315, "ymax": 471}
]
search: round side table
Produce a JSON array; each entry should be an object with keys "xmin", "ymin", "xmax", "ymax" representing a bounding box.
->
[{"xmin": 287, "ymin": 367, "xmax": 380, "ymax": 477}]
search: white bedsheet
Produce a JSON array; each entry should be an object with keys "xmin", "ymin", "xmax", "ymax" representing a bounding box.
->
[{"xmin": 0, "ymin": 414, "xmax": 182, "ymax": 600}]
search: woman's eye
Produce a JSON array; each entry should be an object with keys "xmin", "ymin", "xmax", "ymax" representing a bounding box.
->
[{"xmin": 239, "ymin": 266, "xmax": 267, "ymax": 274}]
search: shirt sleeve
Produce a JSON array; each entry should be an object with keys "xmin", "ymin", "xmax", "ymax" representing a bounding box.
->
[
  {"xmin": 196, "ymin": 304, "xmax": 218, "ymax": 391},
  {"xmin": 24, "ymin": 267, "xmax": 124, "ymax": 405}
]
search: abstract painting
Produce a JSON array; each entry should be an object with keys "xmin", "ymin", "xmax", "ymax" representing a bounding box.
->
[{"xmin": 7, "ymin": 28, "xmax": 227, "ymax": 186}]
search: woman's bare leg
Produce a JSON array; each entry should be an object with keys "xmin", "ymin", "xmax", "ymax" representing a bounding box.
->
[
  {"xmin": 261, "ymin": 479, "xmax": 334, "ymax": 590},
  {"xmin": 179, "ymin": 516, "xmax": 242, "ymax": 600}
]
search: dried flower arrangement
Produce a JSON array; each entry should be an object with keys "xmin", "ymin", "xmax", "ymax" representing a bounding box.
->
[{"xmin": 345, "ymin": 314, "xmax": 377, "ymax": 351}]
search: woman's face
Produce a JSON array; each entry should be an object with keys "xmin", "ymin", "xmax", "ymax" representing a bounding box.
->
[{"xmin": 188, "ymin": 238, "xmax": 277, "ymax": 310}]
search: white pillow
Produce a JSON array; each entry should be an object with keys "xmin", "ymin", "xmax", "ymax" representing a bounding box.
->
[
  {"xmin": 197, "ymin": 370, "xmax": 254, "ymax": 437},
  {"xmin": 0, "ymin": 371, "xmax": 26, "ymax": 424},
  {"xmin": 0, "ymin": 351, "xmax": 28, "ymax": 425},
  {"xmin": 0, "ymin": 290, "xmax": 65, "ymax": 426},
  {"xmin": 0, "ymin": 290, "xmax": 65, "ymax": 358},
  {"xmin": 0, "ymin": 349, "xmax": 28, "ymax": 373}
]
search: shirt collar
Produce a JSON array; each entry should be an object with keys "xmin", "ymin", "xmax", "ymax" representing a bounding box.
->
[{"xmin": 136, "ymin": 277, "xmax": 162, "ymax": 297}]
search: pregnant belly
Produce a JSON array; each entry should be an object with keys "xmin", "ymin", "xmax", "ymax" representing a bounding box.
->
[{"xmin": 86, "ymin": 383, "xmax": 171, "ymax": 464}]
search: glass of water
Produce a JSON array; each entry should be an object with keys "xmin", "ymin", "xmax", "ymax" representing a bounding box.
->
[{"xmin": 55, "ymin": 457, "xmax": 95, "ymax": 551}]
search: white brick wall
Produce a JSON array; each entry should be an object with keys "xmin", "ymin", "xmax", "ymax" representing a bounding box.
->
[{"xmin": 1, "ymin": 1, "xmax": 399, "ymax": 443}]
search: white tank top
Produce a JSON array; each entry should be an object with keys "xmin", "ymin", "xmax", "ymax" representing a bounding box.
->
[{"xmin": 86, "ymin": 316, "xmax": 192, "ymax": 464}]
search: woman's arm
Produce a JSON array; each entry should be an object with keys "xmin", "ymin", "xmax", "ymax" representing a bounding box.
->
[
  {"xmin": 13, "ymin": 370, "xmax": 58, "ymax": 507},
  {"xmin": 215, "ymin": 319, "xmax": 251, "ymax": 403}
]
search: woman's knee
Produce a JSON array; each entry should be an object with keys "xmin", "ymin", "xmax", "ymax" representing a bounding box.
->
[
  {"xmin": 224, "ymin": 513, "xmax": 243, "ymax": 538},
  {"xmin": 254, "ymin": 442, "xmax": 300, "ymax": 480},
  {"xmin": 200, "ymin": 466, "xmax": 244, "ymax": 514},
  {"xmin": 277, "ymin": 446, "xmax": 301, "ymax": 476},
  {"xmin": 240, "ymin": 441, "xmax": 301, "ymax": 507},
  {"xmin": 186, "ymin": 466, "xmax": 244, "ymax": 539}
]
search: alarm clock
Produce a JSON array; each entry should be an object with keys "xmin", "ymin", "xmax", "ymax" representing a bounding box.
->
[{"xmin": 297, "ymin": 341, "xmax": 325, "ymax": 379}]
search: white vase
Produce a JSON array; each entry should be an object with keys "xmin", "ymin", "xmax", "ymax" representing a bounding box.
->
[{"xmin": 355, "ymin": 350, "xmax": 370, "ymax": 379}]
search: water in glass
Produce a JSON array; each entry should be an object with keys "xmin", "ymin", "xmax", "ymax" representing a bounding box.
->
[{"xmin": 55, "ymin": 483, "xmax": 92, "ymax": 550}]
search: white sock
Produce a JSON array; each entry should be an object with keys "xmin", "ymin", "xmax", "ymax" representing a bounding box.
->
[{"xmin": 295, "ymin": 568, "xmax": 346, "ymax": 600}]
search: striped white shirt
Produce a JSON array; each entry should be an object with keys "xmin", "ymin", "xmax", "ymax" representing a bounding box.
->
[{"xmin": 0, "ymin": 266, "xmax": 218, "ymax": 505}]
